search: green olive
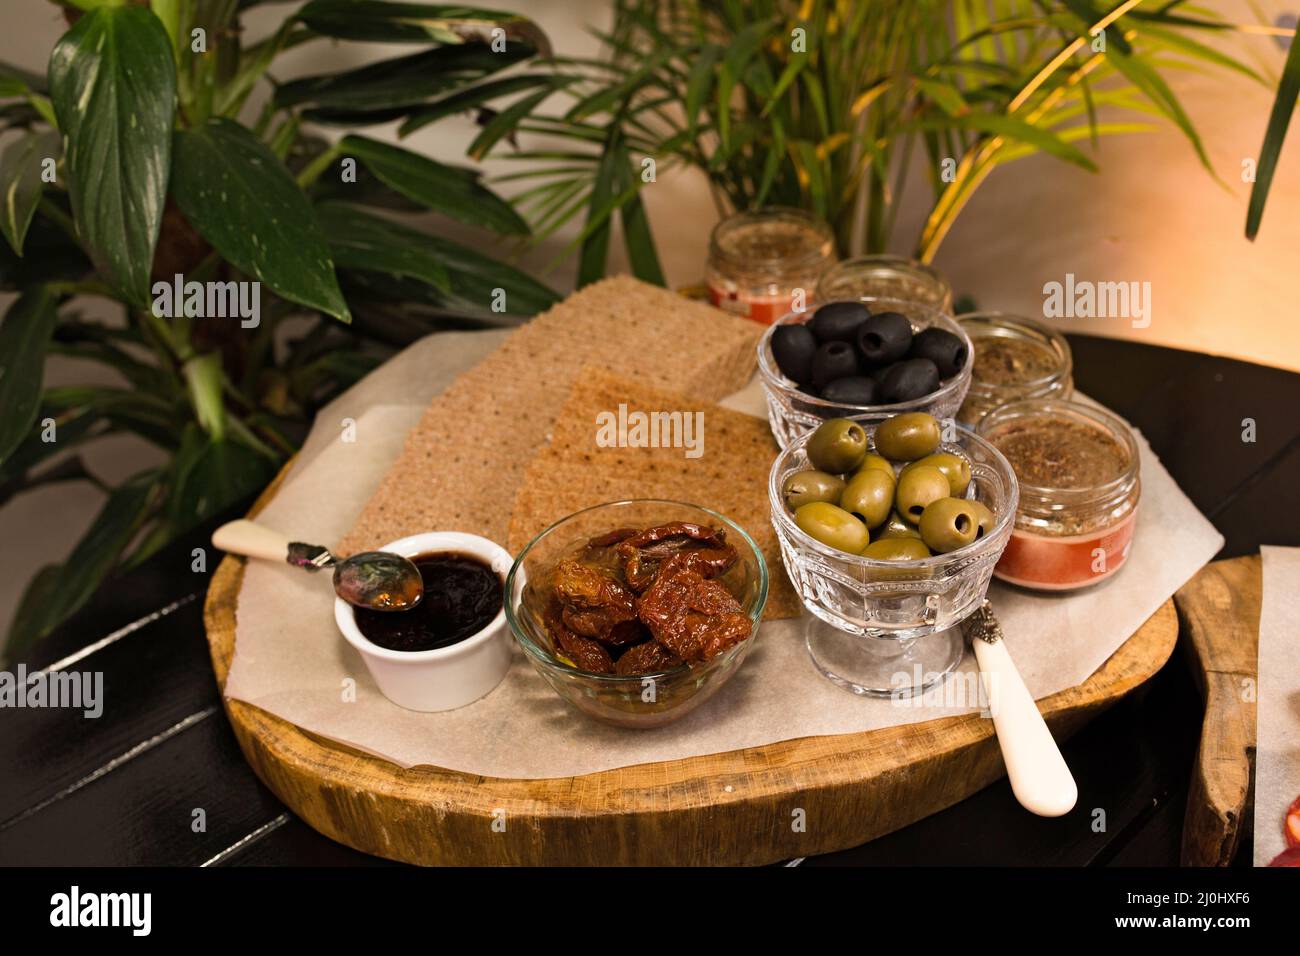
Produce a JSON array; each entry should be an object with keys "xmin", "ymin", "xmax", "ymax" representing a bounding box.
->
[
  {"xmin": 854, "ymin": 452, "xmax": 896, "ymax": 480},
  {"xmin": 874, "ymin": 512, "xmax": 921, "ymax": 541},
  {"xmin": 794, "ymin": 501, "xmax": 870, "ymax": 554},
  {"xmin": 895, "ymin": 464, "xmax": 950, "ymax": 524},
  {"xmin": 806, "ymin": 418, "xmax": 868, "ymax": 474},
  {"xmin": 782, "ymin": 469, "xmax": 846, "ymax": 510},
  {"xmin": 968, "ymin": 500, "xmax": 997, "ymax": 539},
  {"xmin": 839, "ymin": 469, "xmax": 895, "ymax": 529},
  {"xmin": 902, "ymin": 452, "xmax": 972, "ymax": 496},
  {"xmin": 918, "ymin": 497, "xmax": 980, "ymax": 553},
  {"xmin": 873, "ymin": 412, "xmax": 942, "ymax": 461},
  {"xmin": 862, "ymin": 537, "xmax": 931, "ymax": 561}
]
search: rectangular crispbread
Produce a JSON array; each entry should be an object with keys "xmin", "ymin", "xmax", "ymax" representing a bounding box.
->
[
  {"xmin": 506, "ymin": 368, "xmax": 799, "ymax": 619},
  {"xmin": 337, "ymin": 276, "xmax": 763, "ymax": 555}
]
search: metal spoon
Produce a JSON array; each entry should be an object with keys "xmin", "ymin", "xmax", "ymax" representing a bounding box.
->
[{"xmin": 212, "ymin": 519, "xmax": 423, "ymax": 612}]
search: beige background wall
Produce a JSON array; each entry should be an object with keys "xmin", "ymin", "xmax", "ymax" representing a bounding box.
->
[{"xmin": 1, "ymin": 0, "xmax": 1298, "ymax": 634}]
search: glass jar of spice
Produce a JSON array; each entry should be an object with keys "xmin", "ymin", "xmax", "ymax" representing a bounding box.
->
[
  {"xmin": 706, "ymin": 207, "xmax": 835, "ymax": 325},
  {"xmin": 815, "ymin": 254, "xmax": 953, "ymax": 312},
  {"xmin": 957, "ymin": 313, "xmax": 1073, "ymax": 426},
  {"xmin": 979, "ymin": 399, "xmax": 1140, "ymax": 591}
]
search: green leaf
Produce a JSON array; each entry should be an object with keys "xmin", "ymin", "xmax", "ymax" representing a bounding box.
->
[
  {"xmin": 317, "ymin": 204, "xmax": 451, "ymax": 291},
  {"xmin": 182, "ymin": 353, "xmax": 226, "ymax": 440},
  {"xmin": 0, "ymin": 59, "xmax": 46, "ymax": 98},
  {"xmin": 48, "ymin": 6, "xmax": 176, "ymax": 306},
  {"xmin": 275, "ymin": 44, "xmax": 532, "ymax": 113},
  {"xmin": 576, "ymin": 129, "xmax": 623, "ymax": 287},
  {"xmin": 0, "ymin": 129, "xmax": 59, "ymax": 255},
  {"xmin": 684, "ymin": 45, "xmax": 722, "ymax": 138},
  {"xmin": 614, "ymin": 146, "xmax": 663, "ymax": 286},
  {"xmin": 168, "ymin": 425, "xmax": 276, "ymax": 529},
  {"xmin": 398, "ymin": 73, "xmax": 565, "ymax": 136},
  {"xmin": 927, "ymin": 113, "xmax": 1099, "ymax": 172},
  {"xmin": 317, "ymin": 202, "xmax": 559, "ymax": 315},
  {"xmin": 0, "ymin": 287, "xmax": 58, "ymax": 465},
  {"xmin": 466, "ymin": 83, "xmax": 561, "ymax": 160},
  {"xmin": 171, "ymin": 118, "xmax": 350, "ymax": 321},
  {"xmin": 297, "ymin": 0, "xmax": 550, "ymax": 53},
  {"xmin": 339, "ymin": 135, "xmax": 528, "ymax": 234},
  {"xmin": 4, "ymin": 471, "xmax": 158, "ymax": 664},
  {"xmin": 1247, "ymin": 22, "xmax": 1300, "ymax": 239}
]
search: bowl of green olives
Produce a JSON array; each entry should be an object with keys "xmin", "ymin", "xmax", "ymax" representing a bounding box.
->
[
  {"xmin": 757, "ymin": 296, "xmax": 974, "ymax": 448},
  {"xmin": 768, "ymin": 412, "xmax": 1018, "ymax": 643},
  {"xmin": 505, "ymin": 500, "xmax": 769, "ymax": 729}
]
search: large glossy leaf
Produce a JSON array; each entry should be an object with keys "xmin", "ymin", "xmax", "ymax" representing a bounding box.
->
[
  {"xmin": 4, "ymin": 471, "xmax": 158, "ymax": 664},
  {"xmin": 172, "ymin": 118, "xmax": 350, "ymax": 320},
  {"xmin": 48, "ymin": 6, "xmax": 175, "ymax": 306},
  {"xmin": 339, "ymin": 135, "xmax": 528, "ymax": 235},
  {"xmin": 0, "ymin": 129, "xmax": 59, "ymax": 255},
  {"xmin": 316, "ymin": 204, "xmax": 451, "ymax": 291},
  {"xmin": 0, "ymin": 287, "xmax": 58, "ymax": 465},
  {"xmin": 317, "ymin": 202, "xmax": 558, "ymax": 316},
  {"xmin": 275, "ymin": 45, "xmax": 532, "ymax": 113},
  {"xmin": 168, "ymin": 424, "xmax": 277, "ymax": 529},
  {"xmin": 298, "ymin": 0, "xmax": 550, "ymax": 54},
  {"xmin": 1247, "ymin": 21, "xmax": 1300, "ymax": 239}
]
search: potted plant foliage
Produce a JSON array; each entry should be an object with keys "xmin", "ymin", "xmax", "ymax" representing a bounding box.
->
[{"xmin": 0, "ymin": 0, "xmax": 562, "ymax": 661}]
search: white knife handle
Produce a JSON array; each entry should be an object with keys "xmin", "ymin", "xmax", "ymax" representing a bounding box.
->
[
  {"xmin": 212, "ymin": 519, "xmax": 292, "ymax": 563},
  {"xmin": 974, "ymin": 637, "xmax": 1078, "ymax": 817}
]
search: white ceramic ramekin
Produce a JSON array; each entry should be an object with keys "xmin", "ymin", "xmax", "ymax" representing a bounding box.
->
[{"xmin": 334, "ymin": 531, "xmax": 513, "ymax": 712}]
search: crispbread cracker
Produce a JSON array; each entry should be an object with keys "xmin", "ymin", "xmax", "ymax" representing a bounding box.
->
[
  {"xmin": 338, "ymin": 277, "xmax": 762, "ymax": 554},
  {"xmin": 507, "ymin": 369, "xmax": 799, "ymax": 619}
]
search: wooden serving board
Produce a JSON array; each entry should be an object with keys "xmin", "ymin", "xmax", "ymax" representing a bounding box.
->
[
  {"xmin": 1175, "ymin": 555, "xmax": 1261, "ymax": 867},
  {"xmin": 203, "ymin": 463, "xmax": 1178, "ymax": 866}
]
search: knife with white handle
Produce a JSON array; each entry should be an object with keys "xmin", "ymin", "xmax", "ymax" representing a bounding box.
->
[{"xmin": 969, "ymin": 601, "xmax": 1078, "ymax": 817}]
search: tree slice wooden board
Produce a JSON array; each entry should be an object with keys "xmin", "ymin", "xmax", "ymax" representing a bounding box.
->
[
  {"xmin": 1174, "ymin": 555, "xmax": 1261, "ymax": 867},
  {"xmin": 203, "ymin": 464, "xmax": 1178, "ymax": 866}
]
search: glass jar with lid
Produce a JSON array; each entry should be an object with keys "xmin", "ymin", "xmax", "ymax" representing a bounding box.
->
[
  {"xmin": 979, "ymin": 399, "xmax": 1140, "ymax": 592},
  {"xmin": 705, "ymin": 207, "xmax": 835, "ymax": 325},
  {"xmin": 957, "ymin": 313, "xmax": 1073, "ymax": 426},
  {"xmin": 815, "ymin": 254, "xmax": 953, "ymax": 312}
]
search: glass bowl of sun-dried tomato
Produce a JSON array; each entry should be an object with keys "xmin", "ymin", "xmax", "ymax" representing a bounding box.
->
[{"xmin": 505, "ymin": 500, "xmax": 769, "ymax": 728}]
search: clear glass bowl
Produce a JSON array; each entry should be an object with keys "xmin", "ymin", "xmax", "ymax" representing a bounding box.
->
[
  {"xmin": 757, "ymin": 296, "xmax": 973, "ymax": 448},
  {"xmin": 815, "ymin": 254, "xmax": 953, "ymax": 312},
  {"xmin": 768, "ymin": 416, "xmax": 1018, "ymax": 696},
  {"xmin": 505, "ymin": 500, "xmax": 769, "ymax": 729}
]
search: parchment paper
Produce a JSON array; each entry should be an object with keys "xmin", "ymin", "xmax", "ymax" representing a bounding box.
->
[
  {"xmin": 222, "ymin": 331, "xmax": 1224, "ymax": 778},
  {"xmin": 1253, "ymin": 545, "xmax": 1300, "ymax": 866}
]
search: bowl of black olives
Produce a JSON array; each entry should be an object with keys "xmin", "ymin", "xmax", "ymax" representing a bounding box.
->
[
  {"xmin": 768, "ymin": 412, "xmax": 1018, "ymax": 650},
  {"xmin": 757, "ymin": 297, "xmax": 974, "ymax": 448}
]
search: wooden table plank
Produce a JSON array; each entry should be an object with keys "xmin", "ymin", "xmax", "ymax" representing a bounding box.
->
[{"xmin": 0, "ymin": 706, "xmax": 285, "ymax": 866}]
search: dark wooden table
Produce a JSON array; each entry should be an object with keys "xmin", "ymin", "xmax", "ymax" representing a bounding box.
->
[{"xmin": 3, "ymin": 334, "xmax": 1297, "ymax": 867}]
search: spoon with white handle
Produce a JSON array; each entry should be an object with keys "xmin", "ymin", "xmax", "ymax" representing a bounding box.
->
[
  {"xmin": 967, "ymin": 601, "xmax": 1078, "ymax": 817},
  {"xmin": 212, "ymin": 519, "xmax": 424, "ymax": 612}
]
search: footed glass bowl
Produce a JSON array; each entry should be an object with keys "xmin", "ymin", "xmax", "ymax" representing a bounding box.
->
[
  {"xmin": 757, "ymin": 296, "xmax": 974, "ymax": 449},
  {"xmin": 768, "ymin": 416, "xmax": 1018, "ymax": 696},
  {"xmin": 505, "ymin": 500, "xmax": 768, "ymax": 728}
]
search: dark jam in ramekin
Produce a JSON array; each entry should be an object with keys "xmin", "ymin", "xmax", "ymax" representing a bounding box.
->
[{"xmin": 354, "ymin": 552, "xmax": 503, "ymax": 652}]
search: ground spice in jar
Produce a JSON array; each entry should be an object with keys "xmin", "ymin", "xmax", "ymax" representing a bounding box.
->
[
  {"xmin": 987, "ymin": 418, "xmax": 1129, "ymax": 493},
  {"xmin": 980, "ymin": 400, "xmax": 1140, "ymax": 590},
  {"xmin": 972, "ymin": 337, "xmax": 1060, "ymax": 386}
]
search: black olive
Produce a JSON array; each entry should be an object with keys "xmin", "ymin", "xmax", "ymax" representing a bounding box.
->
[
  {"xmin": 909, "ymin": 327, "xmax": 968, "ymax": 378},
  {"xmin": 808, "ymin": 301, "xmax": 871, "ymax": 344},
  {"xmin": 810, "ymin": 341, "xmax": 862, "ymax": 390},
  {"xmin": 879, "ymin": 358, "xmax": 940, "ymax": 403},
  {"xmin": 854, "ymin": 311, "xmax": 914, "ymax": 367},
  {"xmin": 819, "ymin": 376, "xmax": 878, "ymax": 405},
  {"xmin": 771, "ymin": 323, "xmax": 818, "ymax": 385}
]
